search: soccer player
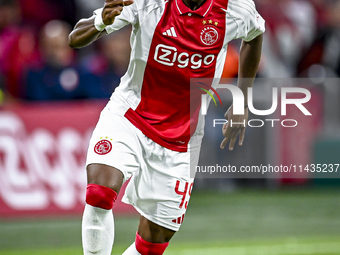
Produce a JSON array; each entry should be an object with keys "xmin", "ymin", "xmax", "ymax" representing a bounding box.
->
[{"xmin": 69, "ymin": 0, "xmax": 265, "ymax": 254}]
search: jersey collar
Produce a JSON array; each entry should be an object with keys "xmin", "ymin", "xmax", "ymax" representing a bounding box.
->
[{"xmin": 175, "ymin": 0, "xmax": 214, "ymax": 17}]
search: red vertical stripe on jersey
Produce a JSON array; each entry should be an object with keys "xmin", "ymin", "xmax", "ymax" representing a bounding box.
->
[{"xmin": 125, "ymin": 0, "xmax": 228, "ymax": 152}]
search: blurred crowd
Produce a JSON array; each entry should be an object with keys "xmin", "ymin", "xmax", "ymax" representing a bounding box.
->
[
  {"xmin": 0, "ymin": 0, "xmax": 130, "ymax": 102},
  {"xmin": 0, "ymin": 0, "xmax": 340, "ymax": 103}
]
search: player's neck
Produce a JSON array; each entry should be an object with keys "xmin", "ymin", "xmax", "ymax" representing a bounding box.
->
[{"xmin": 182, "ymin": 0, "xmax": 206, "ymax": 11}]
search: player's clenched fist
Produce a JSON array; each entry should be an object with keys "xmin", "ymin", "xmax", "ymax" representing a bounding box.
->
[
  {"xmin": 68, "ymin": 0, "xmax": 134, "ymax": 48},
  {"xmin": 102, "ymin": 0, "xmax": 134, "ymax": 25}
]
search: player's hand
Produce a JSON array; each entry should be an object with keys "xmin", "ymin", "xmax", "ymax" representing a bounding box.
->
[
  {"xmin": 220, "ymin": 105, "xmax": 248, "ymax": 151},
  {"xmin": 102, "ymin": 0, "xmax": 134, "ymax": 26}
]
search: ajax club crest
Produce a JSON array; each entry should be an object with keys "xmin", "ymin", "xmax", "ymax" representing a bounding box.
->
[
  {"xmin": 94, "ymin": 139, "xmax": 112, "ymax": 155},
  {"xmin": 200, "ymin": 19, "xmax": 220, "ymax": 46}
]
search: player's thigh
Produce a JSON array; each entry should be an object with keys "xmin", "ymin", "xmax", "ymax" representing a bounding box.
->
[
  {"xmin": 138, "ymin": 216, "xmax": 175, "ymax": 243},
  {"xmin": 85, "ymin": 101, "xmax": 142, "ymax": 193},
  {"xmin": 86, "ymin": 163, "xmax": 124, "ymax": 194},
  {"xmin": 122, "ymin": 138, "xmax": 199, "ymax": 233}
]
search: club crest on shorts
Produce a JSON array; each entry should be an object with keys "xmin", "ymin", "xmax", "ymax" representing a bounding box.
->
[
  {"xmin": 94, "ymin": 139, "xmax": 112, "ymax": 155},
  {"xmin": 200, "ymin": 25, "xmax": 219, "ymax": 46}
]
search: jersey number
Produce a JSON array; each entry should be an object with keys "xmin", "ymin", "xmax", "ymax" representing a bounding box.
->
[{"xmin": 174, "ymin": 180, "xmax": 193, "ymax": 209}]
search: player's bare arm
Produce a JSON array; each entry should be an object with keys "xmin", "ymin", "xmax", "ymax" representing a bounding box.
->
[
  {"xmin": 68, "ymin": 0, "xmax": 134, "ymax": 48},
  {"xmin": 220, "ymin": 34, "xmax": 263, "ymax": 151}
]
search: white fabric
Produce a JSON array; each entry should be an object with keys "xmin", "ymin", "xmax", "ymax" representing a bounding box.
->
[
  {"xmin": 122, "ymin": 242, "xmax": 141, "ymax": 255},
  {"xmin": 86, "ymin": 98, "xmax": 203, "ymax": 231},
  {"xmin": 92, "ymin": 0, "xmax": 265, "ymax": 112},
  {"xmin": 227, "ymin": 0, "xmax": 266, "ymax": 42},
  {"xmin": 82, "ymin": 204, "xmax": 114, "ymax": 255},
  {"xmin": 93, "ymin": 8, "xmax": 107, "ymax": 31}
]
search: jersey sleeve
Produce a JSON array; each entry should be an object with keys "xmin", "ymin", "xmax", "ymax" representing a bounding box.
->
[
  {"xmin": 227, "ymin": 0, "xmax": 265, "ymax": 42},
  {"xmin": 93, "ymin": 2, "xmax": 138, "ymax": 34}
]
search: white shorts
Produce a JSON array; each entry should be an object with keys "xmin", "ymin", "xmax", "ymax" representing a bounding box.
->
[{"xmin": 86, "ymin": 98, "xmax": 203, "ymax": 231}]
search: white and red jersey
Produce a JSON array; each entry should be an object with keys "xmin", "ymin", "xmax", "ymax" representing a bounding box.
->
[{"xmin": 94, "ymin": 0, "xmax": 265, "ymax": 152}]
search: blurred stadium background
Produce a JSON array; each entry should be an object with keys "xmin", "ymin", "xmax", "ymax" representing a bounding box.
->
[{"xmin": 1, "ymin": 0, "xmax": 340, "ymax": 254}]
